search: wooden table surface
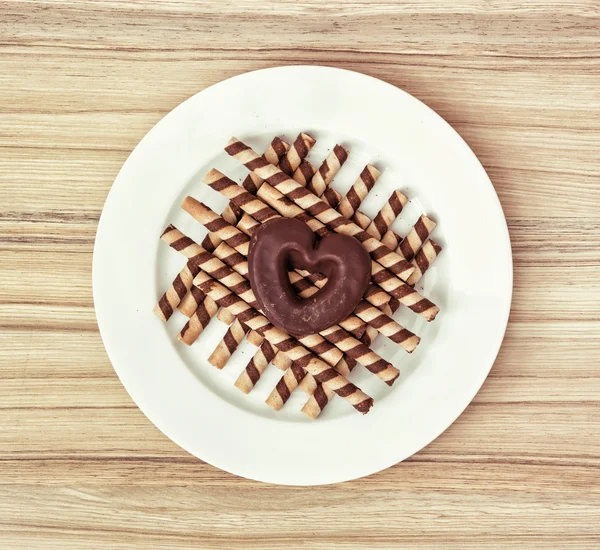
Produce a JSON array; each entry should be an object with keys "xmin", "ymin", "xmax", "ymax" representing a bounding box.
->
[{"xmin": 1, "ymin": 1, "xmax": 599, "ymax": 548}]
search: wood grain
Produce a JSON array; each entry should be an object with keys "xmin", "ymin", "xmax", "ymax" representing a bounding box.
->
[{"xmin": 1, "ymin": 1, "xmax": 599, "ymax": 548}]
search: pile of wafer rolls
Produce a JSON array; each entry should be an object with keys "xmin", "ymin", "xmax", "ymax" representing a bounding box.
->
[{"xmin": 154, "ymin": 133, "xmax": 443, "ymax": 419}]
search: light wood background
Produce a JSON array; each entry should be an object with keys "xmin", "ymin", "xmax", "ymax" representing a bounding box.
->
[{"xmin": 1, "ymin": 1, "xmax": 599, "ymax": 548}]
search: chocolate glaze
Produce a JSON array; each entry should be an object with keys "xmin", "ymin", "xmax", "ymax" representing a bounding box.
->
[{"xmin": 248, "ymin": 218, "xmax": 371, "ymax": 336}]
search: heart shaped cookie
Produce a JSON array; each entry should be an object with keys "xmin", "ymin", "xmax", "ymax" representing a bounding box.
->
[{"xmin": 248, "ymin": 218, "xmax": 371, "ymax": 336}]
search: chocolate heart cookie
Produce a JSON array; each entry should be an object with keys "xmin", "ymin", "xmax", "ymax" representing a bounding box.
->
[{"xmin": 248, "ymin": 218, "xmax": 371, "ymax": 336}]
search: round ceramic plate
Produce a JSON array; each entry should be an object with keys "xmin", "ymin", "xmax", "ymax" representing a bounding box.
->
[{"xmin": 93, "ymin": 66, "xmax": 512, "ymax": 485}]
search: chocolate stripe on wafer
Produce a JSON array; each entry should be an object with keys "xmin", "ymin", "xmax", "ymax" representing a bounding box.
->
[
  {"xmin": 307, "ymin": 144, "xmax": 349, "ymax": 198},
  {"xmin": 292, "ymin": 159, "xmax": 317, "ymax": 186},
  {"xmin": 406, "ymin": 239, "xmax": 443, "ymax": 286},
  {"xmin": 235, "ymin": 339, "xmax": 277, "ymax": 393},
  {"xmin": 265, "ymin": 363, "xmax": 307, "ymax": 410},
  {"xmin": 353, "ymin": 301, "xmax": 420, "ymax": 353},
  {"xmin": 399, "ymin": 215, "xmax": 437, "ymax": 261},
  {"xmin": 178, "ymin": 295, "xmax": 219, "ymax": 346},
  {"xmin": 242, "ymin": 137, "xmax": 290, "ymax": 194},
  {"xmin": 366, "ymin": 190, "xmax": 408, "ymax": 249},
  {"xmin": 337, "ymin": 165, "xmax": 381, "ymax": 220},
  {"xmin": 194, "ymin": 270, "xmax": 373, "ymax": 414},
  {"xmin": 278, "ymin": 133, "xmax": 316, "ymax": 176},
  {"xmin": 204, "ymin": 169, "xmax": 280, "ymax": 224},
  {"xmin": 153, "ymin": 259, "xmax": 200, "ymax": 322},
  {"xmin": 208, "ymin": 318, "xmax": 247, "ymax": 369}
]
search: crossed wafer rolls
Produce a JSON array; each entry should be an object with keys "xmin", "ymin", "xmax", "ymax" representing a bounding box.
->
[
  {"xmin": 159, "ymin": 225, "xmax": 220, "ymax": 344},
  {"xmin": 406, "ymin": 239, "xmax": 443, "ymax": 286},
  {"xmin": 354, "ymin": 190, "xmax": 409, "ymax": 250},
  {"xmin": 278, "ymin": 132, "xmax": 316, "ymax": 176},
  {"xmin": 153, "ymin": 260, "xmax": 199, "ymax": 322},
  {"xmin": 307, "ymin": 144, "xmax": 348, "ymax": 204},
  {"xmin": 399, "ymin": 214, "xmax": 437, "ymax": 261},
  {"xmin": 252, "ymin": 182, "xmax": 439, "ymax": 321},
  {"xmin": 225, "ymin": 138, "xmax": 416, "ymax": 281},
  {"xmin": 337, "ymin": 165, "xmax": 381, "ymax": 220},
  {"xmin": 201, "ymin": 171, "xmax": 436, "ymax": 321},
  {"xmin": 173, "ymin": 214, "xmax": 401, "ymax": 385},
  {"xmin": 193, "ymin": 270, "xmax": 374, "ymax": 414},
  {"xmin": 242, "ymin": 137, "xmax": 290, "ymax": 195},
  {"xmin": 185, "ymin": 197, "xmax": 418, "ymax": 353}
]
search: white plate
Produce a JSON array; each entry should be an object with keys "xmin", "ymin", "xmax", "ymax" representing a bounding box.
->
[{"xmin": 93, "ymin": 66, "xmax": 512, "ymax": 485}]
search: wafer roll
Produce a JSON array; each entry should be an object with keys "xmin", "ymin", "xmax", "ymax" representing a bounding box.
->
[
  {"xmin": 247, "ymin": 330, "xmax": 265, "ymax": 347},
  {"xmin": 200, "ymin": 232, "xmax": 222, "ymax": 253},
  {"xmin": 353, "ymin": 301, "xmax": 420, "ymax": 353},
  {"xmin": 337, "ymin": 165, "xmax": 381, "ymax": 219},
  {"xmin": 234, "ymin": 338, "xmax": 277, "ymax": 393},
  {"xmin": 399, "ymin": 215, "xmax": 437, "ymax": 261},
  {"xmin": 307, "ymin": 144, "xmax": 349, "ymax": 198},
  {"xmin": 367, "ymin": 190, "xmax": 408, "ymax": 249},
  {"xmin": 255, "ymin": 182, "xmax": 437, "ymax": 321},
  {"xmin": 292, "ymin": 159, "xmax": 317, "ymax": 186},
  {"xmin": 318, "ymin": 325, "xmax": 400, "ymax": 385},
  {"xmin": 301, "ymin": 383, "xmax": 335, "ymax": 419},
  {"xmin": 370, "ymin": 262, "xmax": 439, "ymax": 321},
  {"xmin": 406, "ymin": 239, "xmax": 443, "ymax": 286},
  {"xmin": 217, "ymin": 308, "xmax": 235, "ymax": 325},
  {"xmin": 182, "ymin": 197, "xmax": 251, "ymax": 256},
  {"xmin": 278, "ymin": 132, "xmax": 316, "ymax": 176},
  {"xmin": 194, "ymin": 271, "xmax": 373, "ymax": 413},
  {"xmin": 162, "ymin": 223, "xmax": 258, "ymax": 309},
  {"xmin": 154, "ymin": 260, "xmax": 199, "ymax": 321},
  {"xmin": 272, "ymin": 352, "xmax": 293, "ymax": 371},
  {"xmin": 222, "ymin": 202, "xmax": 242, "ymax": 226},
  {"xmin": 353, "ymin": 210, "xmax": 372, "ymax": 230},
  {"xmin": 178, "ymin": 296, "xmax": 219, "ymax": 346},
  {"xmin": 179, "ymin": 285, "xmax": 206, "ymax": 317},
  {"xmin": 243, "ymin": 137, "xmax": 290, "ymax": 193},
  {"xmin": 236, "ymin": 213, "xmax": 260, "ymax": 236},
  {"xmin": 204, "ymin": 169, "xmax": 280, "ymax": 224},
  {"xmin": 265, "ymin": 363, "xmax": 307, "ymax": 410},
  {"xmin": 225, "ymin": 139, "xmax": 414, "ymax": 280},
  {"xmin": 208, "ymin": 318, "xmax": 247, "ymax": 369}
]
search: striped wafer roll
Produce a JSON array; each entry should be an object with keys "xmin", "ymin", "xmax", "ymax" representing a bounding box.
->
[
  {"xmin": 217, "ymin": 308, "xmax": 235, "ymax": 325},
  {"xmin": 161, "ymin": 223, "xmax": 258, "ymax": 309},
  {"xmin": 360, "ymin": 324, "xmax": 379, "ymax": 348},
  {"xmin": 272, "ymin": 352, "xmax": 293, "ymax": 371},
  {"xmin": 225, "ymin": 139, "xmax": 414, "ymax": 280},
  {"xmin": 200, "ymin": 232, "xmax": 222, "ymax": 253},
  {"xmin": 292, "ymin": 159, "xmax": 317, "ymax": 185},
  {"xmin": 301, "ymin": 383, "xmax": 334, "ymax": 419},
  {"xmin": 318, "ymin": 325, "xmax": 400, "ymax": 386},
  {"xmin": 182, "ymin": 197, "xmax": 251, "ymax": 256},
  {"xmin": 353, "ymin": 210, "xmax": 372, "ymax": 230},
  {"xmin": 194, "ymin": 271, "xmax": 373, "ymax": 413},
  {"xmin": 243, "ymin": 137, "xmax": 290, "ymax": 194},
  {"xmin": 278, "ymin": 132, "xmax": 316, "ymax": 176},
  {"xmin": 255, "ymin": 182, "xmax": 437, "ymax": 321},
  {"xmin": 247, "ymin": 330, "xmax": 265, "ymax": 347},
  {"xmin": 154, "ymin": 260, "xmax": 199, "ymax": 321},
  {"xmin": 235, "ymin": 339, "xmax": 277, "ymax": 393},
  {"xmin": 367, "ymin": 190, "xmax": 408, "ymax": 249},
  {"xmin": 399, "ymin": 215, "xmax": 437, "ymax": 261},
  {"xmin": 370, "ymin": 261, "xmax": 439, "ymax": 321},
  {"xmin": 332, "ymin": 354, "xmax": 358, "ymax": 377},
  {"xmin": 406, "ymin": 239, "xmax": 443, "ymax": 286},
  {"xmin": 337, "ymin": 165, "xmax": 381, "ymax": 219},
  {"xmin": 204, "ymin": 169, "xmax": 280, "ymax": 224},
  {"xmin": 222, "ymin": 202, "xmax": 242, "ymax": 226},
  {"xmin": 264, "ymin": 136, "xmax": 290, "ymax": 166},
  {"xmin": 178, "ymin": 296, "xmax": 219, "ymax": 346},
  {"xmin": 353, "ymin": 301, "xmax": 420, "ymax": 353},
  {"xmin": 307, "ymin": 144, "xmax": 349, "ymax": 198},
  {"xmin": 208, "ymin": 318, "xmax": 247, "ymax": 369},
  {"xmin": 179, "ymin": 285, "xmax": 206, "ymax": 317},
  {"xmin": 265, "ymin": 363, "xmax": 307, "ymax": 411}
]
